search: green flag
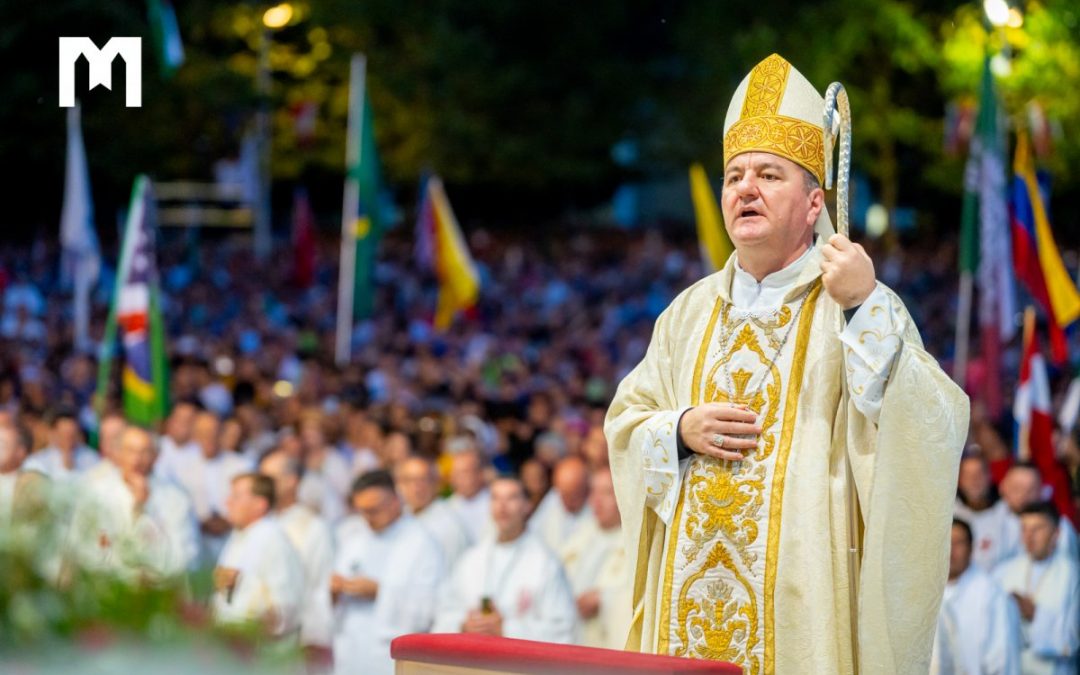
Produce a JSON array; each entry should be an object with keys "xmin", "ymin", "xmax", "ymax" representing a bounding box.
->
[
  {"xmin": 96, "ymin": 175, "xmax": 170, "ymax": 426},
  {"xmin": 336, "ymin": 54, "xmax": 392, "ymax": 365}
]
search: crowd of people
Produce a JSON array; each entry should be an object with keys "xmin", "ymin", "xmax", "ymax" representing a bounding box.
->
[{"xmin": 0, "ymin": 228, "xmax": 1078, "ymax": 673}]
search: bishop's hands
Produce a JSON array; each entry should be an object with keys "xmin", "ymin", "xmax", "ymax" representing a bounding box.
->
[
  {"xmin": 678, "ymin": 403, "xmax": 761, "ymax": 462},
  {"xmin": 821, "ymin": 234, "xmax": 876, "ymax": 310}
]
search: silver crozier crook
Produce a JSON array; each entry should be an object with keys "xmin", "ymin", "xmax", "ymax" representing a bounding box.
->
[
  {"xmin": 824, "ymin": 80, "xmax": 861, "ymax": 673},
  {"xmin": 824, "ymin": 82, "xmax": 852, "ymax": 238}
]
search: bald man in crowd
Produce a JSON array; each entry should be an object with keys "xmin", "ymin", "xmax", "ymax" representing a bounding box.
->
[
  {"xmin": 530, "ymin": 456, "xmax": 595, "ymax": 552},
  {"xmin": 559, "ymin": 467, "xmax": 630, "ymax": 649},
  {"xmin": 394, "ymin": 454, "xmax": 470, "ymax": 566},
  {"xmin": 84, "ymin": 412, "xmax": 127, "ymax": 484},
  {"xmin": 70, "ymin": 426, "xmax": 199, "ymax": 579}
]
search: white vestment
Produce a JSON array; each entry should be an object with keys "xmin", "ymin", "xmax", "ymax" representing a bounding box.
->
[
  {"xmin": 299, "ymin": 465, "xmax": 347, "ymax": 525},
  {"xmin": 559, "ymin": 519, "xmax": 631, "ymax": 649},
  {"xmin": 606, "ymin": 241, "xmax": 969, "ymax": 673},
  {"xmin": 334, "ymin": 513, "xmax": 370, "ymax": 546},
  {"xmin": 172, "ymin": 450, "xmax": 252, "ymax": 563},
  {"xmin": 931, "ymin": 604, "xmax": 961, "ymax": 675},
  {"xmin": 70, "ymin": 468, "xmax": 199, "ymax": 579},
  {"xmin": 529, "ymin": 494, "xmax": 596, "ymax": 554},
  {"xmin": 154, "ymin": 436, "xmax": 196, "ymax": 485},
  {"xmin": 279, "ymin": 503, "xmax": 335, "ymax": 648},
  {"xmin": 433, "ymin": 530, "xmax": 577, "ymax": 644},
  {"xmin": 413, "ymin": 498, "xmax": 471, "ymax": 567},
  {"xmin": 954, "ymin": 499, "xmax": 1021, "ymax": 572},
  {"xmin": 332, "ymin": 515, "xmax": 445, "ymax": 675},
  {"xmin": 22, "ymin": 445, "xmax": 99, "ymax": 481},
  {"xmin": 932, "ymin": 565, "xmax": 1021, "ymax": 675},
  {"xmin": 994, "ymin": 549, "xmax": 1080, "ymax": 675},
  {"xmin": 213, "ymin": 515, "xmax": 305, "ymax": 637},
  {"xmin": 448, "ymin": 487, "xmax": 493, "ymax": 545}
]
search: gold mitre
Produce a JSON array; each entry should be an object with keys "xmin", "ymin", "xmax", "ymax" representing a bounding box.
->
[{"xmin": 723, "ymin": 53, "xmax": 826, "ymax": 185}]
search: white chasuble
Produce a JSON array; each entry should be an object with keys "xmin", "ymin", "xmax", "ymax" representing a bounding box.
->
[{"xmin": 606, "ymin": 240, "xmax": 970, "ymax": 675}]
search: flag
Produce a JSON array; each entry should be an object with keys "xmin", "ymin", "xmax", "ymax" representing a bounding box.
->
[
  {"xmin": 96, "ymin": 175, "xmax": 169, "ymax": 426},
  {"xmin": 60, "ymin": 102, "xmax": 101, "ymax": 351},
  {"xmin": 689, "ymin": 163, "xmax": 733, "ymax": 273},
  {"xmin": 335, "ymin": 54, "xmax": 391, "ymax": 365},
  {"xmin": 291, "ymin": 186, "xmax": 316, "ymax": 288},
  {"xmin": 147, "ymin": 0, "xmax": 184, "ymax": 78},
  {"xmin": 1014, "ymin": 308, "xmax": 1077, "ymax": 525},
  {"xmin": 1010, "ymin": 131, "xmax": 1080, "ymax": 365},
  {"xmin": 957, "ymin": 58, "xmax": 1016, "ymax": 417},
  {"xmin": 416, "ymin": 175, "xmax": 480, "ymax": 330}
]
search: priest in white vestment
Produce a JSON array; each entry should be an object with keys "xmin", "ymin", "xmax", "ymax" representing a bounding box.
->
[
  {"xmin": 433, "ymin": 476, "xmax": 577, "ymax": 644},
  {"xmin": 530, "ymin": 456, "xmax": 595, "ymax": 552},
  {"xmin": 395, "ymin": 454, "xmax": 470, "ymax": 566},
  {"xmin": 931, "ymin": 518, "xmax": 1020, "ymax": 674},
  {"xmin": 331, "ymin": 469, "xmax": 445, "ymax": 675},
  {"xmin": 606, "ymin": 54, "xmax": 969, "ymax": 674},
  {"xmin": 999, "ymin": 463, "xmax": 1079, "ymax": 561},
  {"xmin": 152, "ymin": 400, "xmax": 198, "ymax": 485},
  {"xmin": 299, "ymin": 417, "xmax": 351, "ymax": 523},
  {"xmin": 994, "ymin": 501, "xmax": 1080, "ymax": 675},
  {"xmin": 954, "ymin": 452, "xmax": 1019, "ymax": 571},
  {"xmin": 23, "ymin": 410, "xmax": 98, "ymax": 481},
  {"xmin": 83, "ymin": 413, "xmax": 126, "ymax": 485},
  {"xmin": 174, "ymin": 412, "xmax": 252, "ymax": 565},
  {"xmin": 260, "ymin": 450, "xmax": 335, "ymax": 654},
  {"xmin": 447, "ymin": 447, "xmax": 493, "ymax": 544},
  {"xmin": 69, "ymin": 427, "xmax": 199, "ymax": 579},
  {"xmin": 213, "ymin": 472, "xmax": 304, "ymax": 638},
  {"xmin": 559, "ymin": 467, "xmax": 630, "ymax": 649}
]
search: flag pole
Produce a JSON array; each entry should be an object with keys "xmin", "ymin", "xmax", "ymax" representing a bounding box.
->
[
  {"xmin": 953, "ymin": 272, "xmax": 973, "ymax": 386},
  {"xmin": 1018, "ymin": 306, "xmax": 1036, "ymax": 462},
  {"xmin": 335, "ymin": 53, "xmax": 366, "ymax": 367}
]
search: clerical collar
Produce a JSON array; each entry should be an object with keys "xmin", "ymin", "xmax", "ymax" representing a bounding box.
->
[{"xmin": 731, "ymin": 245, "xmax": 814, "ymax": 310}]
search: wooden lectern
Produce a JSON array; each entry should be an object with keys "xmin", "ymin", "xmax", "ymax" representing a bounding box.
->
[{"xmin": 392, "ymin": 634, "xmax": 742, "ymax": 675}]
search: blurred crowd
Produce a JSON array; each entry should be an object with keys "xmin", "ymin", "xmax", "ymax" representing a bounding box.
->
[{"xmin": 0, "ymin": 228, "xmax": 1078, "ymax": 673}]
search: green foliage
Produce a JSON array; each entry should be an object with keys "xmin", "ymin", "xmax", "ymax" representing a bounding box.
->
[
  {"xmin": 0, "ymin": 484, "xmax": 291, "ymax": 665},
  {"xmin": 3, "ymin": 1, "xmax": 1079, "ymax": 235},
  {"xmin": 941, "ymin": 0, "xmax": 1080, "ymax": 182}
]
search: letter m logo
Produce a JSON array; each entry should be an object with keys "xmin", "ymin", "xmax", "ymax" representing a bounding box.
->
[{"xmin": 59, "ymin": 37, "xmax": 142, "ymax": 108}]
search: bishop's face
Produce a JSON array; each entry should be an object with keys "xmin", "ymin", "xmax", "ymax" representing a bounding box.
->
[{"xmin": 721, "ymin": 152, "xmax": 822, "ymax": 260}]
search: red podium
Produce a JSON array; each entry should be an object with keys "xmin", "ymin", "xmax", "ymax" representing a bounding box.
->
[{"xmin": 391, "ymin": 634, "xmax": 742, "ymax": 675}]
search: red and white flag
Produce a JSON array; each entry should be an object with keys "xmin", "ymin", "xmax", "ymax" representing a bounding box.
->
[{"xmin": 1014, "ymin": 307, "xmax": 1076, "ymax": 525}]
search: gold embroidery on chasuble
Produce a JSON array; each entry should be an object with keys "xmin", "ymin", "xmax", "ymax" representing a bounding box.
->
[{"xmin": 658, "ymin": 283, "xmax": 821, "ymax": 674}]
